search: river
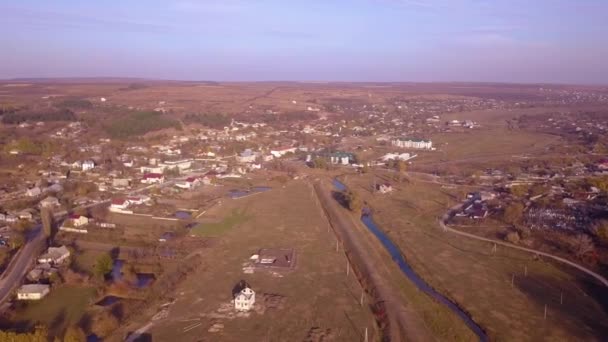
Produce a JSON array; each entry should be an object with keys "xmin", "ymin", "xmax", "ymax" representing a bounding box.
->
[{"xmin": 332, "ymin": 178, "xmax": 488, "ymax": 342}]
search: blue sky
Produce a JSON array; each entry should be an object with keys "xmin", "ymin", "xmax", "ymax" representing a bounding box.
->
[{"xmin": 1, "ymin": 0, "xmax": 607, "ymax": 83}]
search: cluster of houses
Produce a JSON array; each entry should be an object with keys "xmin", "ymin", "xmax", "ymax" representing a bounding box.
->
[
  {"xmin": 17, "ymin": 245, "xmax": 71, "ymax": 300},
  {"xmin": 454, "ymin": 191, "xmax": 496, "ymax": 220}
]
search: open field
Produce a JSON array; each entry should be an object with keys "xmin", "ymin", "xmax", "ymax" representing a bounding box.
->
[
  {"xmin": 413, "ymin": 127, "xmax": 563, "ymax": 167},
  {"xmin": 123, "ymin": 180, "xmax": 377, "ymax": 341},
  {"xmin": 190, "ymin": 209, "xmax": 249, "ymax": 237},
  {"xmin": 343, "ymin": 173, "xmax": 608, "ymax": 341},
  {"xmin": 9, "ymin": 286, "xmax": 96, "ymax": 336}
]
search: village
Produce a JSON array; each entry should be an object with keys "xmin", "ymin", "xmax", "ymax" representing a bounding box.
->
[{"xmin": 0, "ymin": 81, "xmax": 607, "ymax": 341}]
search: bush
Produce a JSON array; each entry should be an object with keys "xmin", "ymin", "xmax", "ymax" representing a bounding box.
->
[
  {"xmin": 505, "ymin": 232, "xmax": 520, "ymax": 244},
  {"xmin": 343, "ymin": 190, "xmax": 363, "ymax": 213}
]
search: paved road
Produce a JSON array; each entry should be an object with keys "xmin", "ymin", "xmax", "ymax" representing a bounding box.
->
[{"xmin": 0, "ymin": 226, "xmax": 46, "ymax": 304}]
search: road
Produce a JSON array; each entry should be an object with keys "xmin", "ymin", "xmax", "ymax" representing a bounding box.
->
[
  {"xmin": 0, "ymin": 226, "xmax": 46, "ymax": 304},
  {"xmin": 440, "ymin": 203, "xmax": 608, "ymax": 287},
  {"xmin": 0, "ymin": 167, "xmax": 211, "ymax": 305}
]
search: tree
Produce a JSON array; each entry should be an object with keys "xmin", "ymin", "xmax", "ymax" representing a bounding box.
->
[
  {"xmin": 503, "ymin": 202, "xmax": 524, "ymax": 226},
  {"xmin": 343, "ymin": 190, "xmax": 363, "ymax": 213},
  {"xmin": 396, "ymin": 160, "xmax": 407, "ymax": 182},
  {"xmin": 569, "ymin": 234, "xmax": 595, "ymax": 258},
  {"xmin": 63, "ymin": 326, "xmax": 86, "ymax": 342},
  {"xmin": 510, "ymin": 185, "xmax": 529, "ymax": 198},
  {"xmin": 91, "ymin": 310, "xmax": 120, "ymax": 337},
  {"xmin": 94, "ymin": 253, "xmax": 114, "ymax": 279},
  {"xmin": 41, "ymin": 207, "xmax": 55, "ymax": 241},
  {"xmin": 595, "ymin": 220, "xmax": 608, "ymax": 245},
  {"xmin": 505, "ymin": 231, "xmax": 520, "ymax": 244}
]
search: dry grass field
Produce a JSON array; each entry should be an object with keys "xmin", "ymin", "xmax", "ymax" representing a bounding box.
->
[
  {"xmin": 343, "ymin": 174, "xmax": 608, "ymax": 341},
  {"xmin": 128, "ymin": 180, "xmax": 377, "ymax": 342}
]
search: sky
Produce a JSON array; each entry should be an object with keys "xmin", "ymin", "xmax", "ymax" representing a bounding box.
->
[{"xmin": 1, "ymin": 0, "xmax": 607, "ymax": 83}]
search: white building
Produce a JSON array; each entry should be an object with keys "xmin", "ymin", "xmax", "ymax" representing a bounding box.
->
[
  {"xmin": 141, "ymin": 173, "xmax": 165, "ymax": 184},
  {"xmin": 17, "ymin": 284, "xmax": 50, "ymax": 300},
  {"xmin": 380, "ymin": 152, "xmax": 415, "ymax": 162},
  {"xmin": 26, "ymin": 187, "xmax": 42, "ymax": 197},
  {"xmin": 38, "ymin": 245, "xmax": 71, "ymax": 265},
  {"xmin": 82, "ymin": 160, "xmax": 95, "ymax": 171},
  {"xmin": 391, "ymin": 137, "xmax": 433, "ymax": 150},
  {"xmin": 234, "ymin": 284, "xmax": 255, "ymax": 312}
]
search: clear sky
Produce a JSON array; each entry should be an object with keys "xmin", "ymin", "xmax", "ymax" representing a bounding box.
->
[{"xmin": 1, "ymin": 0, "xmax": 607, "ymax": 83}]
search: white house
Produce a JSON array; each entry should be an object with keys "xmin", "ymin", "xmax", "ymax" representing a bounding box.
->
[
  {"xmin": 380, "ymin": 152, "xmax": 415, "ymax": 162},
  {"xmin": 141, "ymin": 173, "xmax": 165, "ymax": 184},
  {"xmin": 38, "ymin": 245, "xmax": 71, "ymax": 265},
  {"xmin": 377, "ymin": 183, "xmax": 393, "ymax": 194},
  {"xmin": 270, "ymin": 147, "xmax": 297, "ymax": 158},
  {"xmin": 17, "ymin": 284, "xmax": 50, "ymax": 300},
  {"xmin": 175, "ymin": 177, "xmax": 201, "ymax": 190},
  {"xmin": 234, "ymin": 283, "xmax": 256, "ymax": 312},
  {"xmin": 70, "ymin": 215, "xmax": 89, "ymax": 227},
  {"xmin": 237, "ymin": 149, "xmax": 257, "ymax": 163},
  {"xmin": 82, "ymin": 160, "xmax": 95, "ymax": 171},
  {"xmin": 391, "ymin": 137, "xmax": 433, "ymax": 150},
  {"xmin": 110, "ymin": 198, "xmax": 130, "ymax": 211},
  {"xmin": 26, "ymin": 187, "xmax": 42, "ymax": 197}
]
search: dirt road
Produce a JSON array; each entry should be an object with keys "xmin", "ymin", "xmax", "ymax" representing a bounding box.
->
[{"xmin": 313, "ymin": 179, "xmax": 433, "ymax": 342}]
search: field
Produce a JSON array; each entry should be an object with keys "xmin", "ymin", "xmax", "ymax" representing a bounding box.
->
[
  {"xmin": 343, "ymin": 173, "xmax": 608, "ymax": 341},
  {"xmin": 123, "ymin": 180, "xmax": 377, "ymax": 341},
  {"xmin": 10, "ymin": 286, "xmax": 96, "ymax": 336},
  {"xmin": 190, "ymin": 209, "xmax": 249, "ymax": 237}
]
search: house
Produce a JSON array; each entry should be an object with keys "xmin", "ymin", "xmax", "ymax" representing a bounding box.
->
[
  {"xmin": 233, "ymin": 280, "xmax": 255, "ymax": 312},
  {"xmin": 69, "ymin": 215, "xmax": 89, "ymax": 227},
  {"xmin": 82, "ymin": 160, "xmax": 95, "ymax": 171},
  {"xmin": 17, "ymin": 210, "xmax": 34, "ymax": 221},
  {"xmin": 141, "ymin": 173, "xmax": 165, "ymax": 184},
  {"xmin": 112, "ymin": 178, "xmax": 131, "ymax": 189},
  {"xmin": 598, "ymin": 159, "xmax": 608, "ymax": 171},
  {"xmin": 329, "ymin": 151, "xmax": 355, "ymax": 165},
  {"xmin": 380, "ymin": 152, "xmax": 415, "ymax": 162},
  {"xmin": 40, "ymin": 196, "xmax": 60, "ymax": 208},
  {"xmin": 110, "ymin": 198, "xmax": 130, "ymax": 211},
  {"xmin": 270, "ymin": 146, "xmax": 297, "ymax": 158},
  {"xmin": 38, "ymin": 245, "xmax": 70, "ymax": 265},
  {"xmin": 376, "ymin": 183, "xmax": 393, "ymax": 194},
  {"xmin": 237, "ymin": 149, "xmax": 257, "ymax": 163},
  {"xmin": 16, "ymin": 284, "xmax": 50, "ymax": 300},
  {"xmin": 26, "ymin": 187, "xmax": 42, "ymax": 197},
  {"xmin": 201, "ymin": 176, "xmax": 212, "ymax": 185},
  {"xmin": 175, "ymin": 177, "xmax": 201, "ymax": 190},
  {"xmin": 391, "ymin": 137, "xmax": 433, "ymax": 150}
]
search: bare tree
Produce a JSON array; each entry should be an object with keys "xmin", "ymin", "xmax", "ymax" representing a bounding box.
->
[
  {"xmin": 570, "ymin": 234, "xmax": 595, "ymax": 258},
  {"xmin": 41, "ymin": 207, "xmax": 55, "ymax": 243}
]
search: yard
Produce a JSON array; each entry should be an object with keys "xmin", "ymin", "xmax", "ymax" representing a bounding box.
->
[{"xmin": 11, "ymin": 286, "xmax": 96, "ymax": 336}]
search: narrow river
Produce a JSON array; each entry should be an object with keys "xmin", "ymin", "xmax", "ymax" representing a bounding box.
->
[{"xmin": 332, "ymin": 178, "xmax": 488, "ymax": 342}]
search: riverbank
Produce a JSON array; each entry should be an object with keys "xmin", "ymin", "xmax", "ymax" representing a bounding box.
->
[
  {"xmin": 342, "ymin": 172, "xmax": 608, "ymax": 341},
  {"xmin": 318, "ymin": 178, "xmax": 477, "ymax": 341}
]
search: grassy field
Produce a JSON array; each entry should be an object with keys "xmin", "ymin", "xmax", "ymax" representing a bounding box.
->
[
  {"xmin": 12, "ymin": 286, "xmax": 96, "ymax": 336},
  {"xmin": 418, "ymin": 127, "xmax": 561, "ymax": 165},
  {"xmin": 129, "ymin": 180, "xmax": 377, "ymax": 341},
  {"xmin": 344, "ymin": 173, "xmax": 608, "ymax": 341},
  {"xmin": 190, "ymin": 209, "xmax": 249, "ymax": 237}
]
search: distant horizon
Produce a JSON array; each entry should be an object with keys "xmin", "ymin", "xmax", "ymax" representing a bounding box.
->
[{"xmin": 1, "ymin": 76, "xmax": 607, "ymax": 87}]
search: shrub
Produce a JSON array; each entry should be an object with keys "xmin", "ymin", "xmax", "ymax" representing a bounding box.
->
[{"xmin": 505, "ymin": 231, "xmax": 520, "ymax": 244}]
